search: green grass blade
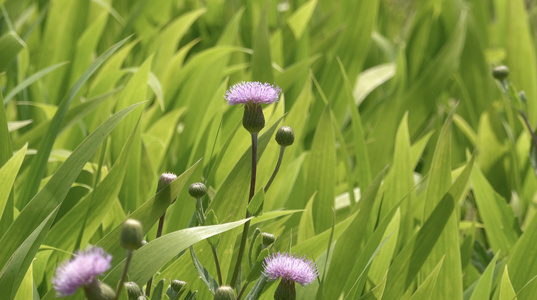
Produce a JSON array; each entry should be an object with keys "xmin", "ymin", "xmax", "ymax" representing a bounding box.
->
[
  {"xmin": 18, "ymin": 35, "xmax": 131, "ymax": 207},
  {"xmin": 0, "ymin": 102, "xmax": 142, "ymax": 271},
  {"xmin": 0, "ymin": 31, "xmax": 26, "ymax": 72},
  {"xmin": 307, "ymin": 106, "xmax": 336, "ymax": 234},
  {"xmin": 408, "ymin": 257, "xmax": 445, "ymax": 300},
  {"xmin": 0, "ymin": 208, "xmax": 56, "ymax": 299},
  {"xmin": 43, "ymin": 117, "xmax": 140, "ymax": 252},
  {"xmin": 383, "ymin": 154, "xmax": 474, "ymax": 299},
  {"xmin": 94, "ymin": 160, "xmax": 200, "ymax": 268},
  {"xmin": 499, "ymin": 265, "xmax": 517, "ymax": 300},
  {"xmin": 469, "ymin": 253, "xmax": 499, "ymax": 300},
  {"xmin": 103, "ymin": 219, "xmax": 249, "ymax": 287},
  {"xmin": 323, "ymin": 168, "xmax": 385, "ymax": 296},
  {"xmin": 0, "ymin": 145, "xmax": 27, "ymax": 218},
  {"xmin": 3, "ymin": 62, "xmax": 69, "ymax": 105},
  {"xmin": 251, "ymin": 8, "xmax": 273, "ymax": 83},
  {"xmin": 471, "ymin": 166, "xmax": 519, "ymax": 254}
]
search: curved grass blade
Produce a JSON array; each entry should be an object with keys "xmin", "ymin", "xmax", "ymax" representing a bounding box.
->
[
  {"xmin": 18, "ymin": 35, "xmax": 131, "ymax": 206},
  {"xmin": 3, "ymin": 62, "xmax": 69, "ymax": 105},
  {"xmin": 0, "ymin": 102, "xmax": 142, "ymax": 271}
]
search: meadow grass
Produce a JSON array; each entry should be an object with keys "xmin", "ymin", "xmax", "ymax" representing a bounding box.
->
[{"xmin": 1, "ymin": 0, "xmax": 537, "ymax": 299}]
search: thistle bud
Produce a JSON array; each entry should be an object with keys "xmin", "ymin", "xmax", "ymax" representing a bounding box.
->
[
  {"xmin": 171, "ymin": 279, "xmax": 187, "ymax": 292},
  {"xmin": 121, "ymin": 219, "xmax": 144, "ymax": 250},
  {"xmin": 262, "ymin": 232, "xmax": 275, "ymax": 246},
  {"xmin": 214, "ymin": 286, "xmax": 236, "ymax": 300},
  {"xmin": 275, "ymin": 126, "xmax": 295, "ymax": 146},
  {"xmin": 83, "ymin": 280, "xmax": 115, "ymax": 300},
  {"xmin": 492, "ymin": 65, "xmax": 509, "ymax": 81},
  {"xmin": 242, "ymin": 104, "xmax": 265, "ymax": 133},
  {"xmin": 189, "ymin": 182, "xmax": 207, "ymax": 199},
  {"xmin": 125, "ymin": 282, "xmax": 142, "ymax": 300},
  {"xmin": 157, "ymin": 173, "xmax": 177, "ymax": 193}
]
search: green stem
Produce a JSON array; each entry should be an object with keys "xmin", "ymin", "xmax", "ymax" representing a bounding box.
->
[
  {"xmin": 211, "ymin": 244, "xmax": 223, "ymax": 285},
  {"xmin": 520, "ymin": 111, "xmax": 537, "ymax": 153},
  {"xmin": 264, "ymin": 146, "xmax": 286, "ymax": 192},
  {"xmin": 230, "ymin": 132, "xmax": 258, "ymax": 288},
  {"xmin": 146, "ymin": 212, "xmax": 166, "ymax": 297},
  {"xmin": 237, "ymin": 281, "xmax": 249, "ymax": 300},
  {"xmin": 196, "ymin": 197, "xmax": 206, "ymax": 225},
  {"xmin": 114, "ymin": 250, "xmax": 133, "ymax": 300}
]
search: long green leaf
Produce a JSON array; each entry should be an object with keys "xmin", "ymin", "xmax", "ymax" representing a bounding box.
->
[
  {"xmin": 0, "ymin": 102, "xmax": 142, "ymax": 271},
  {"xmin": 18, "ymin": 35, "xmax": 131, "ymax": 206},
  {"xmin": 323, "ymin": 168, "xmax": 385, "ymax": 296},
  {"xmin": 3, "ymin": 62, "xmax": 69, "ymax": 105},
  {"xmin": 0, "ymin": 145, "xmax": 27, "ymax": 217},
  {"xmin": 104, "ymin": 219, "xmax": 249, "ymax": 286},
  {"xmin": 0, "ymin": 31, "xmax": 26, "ymax": 72},
  {"xmin": 307, "ymin": 106, "xmax": 336, "ymax": 234}
]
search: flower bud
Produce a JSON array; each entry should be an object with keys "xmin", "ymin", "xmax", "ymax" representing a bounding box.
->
[
  {"xmin": 157, "ymin": 173, "xmax": 177, "ymax": 193},
  {"xmin": 189, "ymin": 182, "xmax": 207, "ymax": 199},
  {"xmin": 121, "ymin": 219, "xmax": 144, "ymax": 250},
  {"xmin": 214, "ymin": 286, "xmax": 236, "ymax": 300},
  {"xmin": 275, "ymin": 126, "xmax": 294, "ymax": 146},
  {"xmin": 171, "ymin": 279, "xmax": 187, "ymax": 292},
  {"xmin": 261, "ymin": 232, "xmax": 275, "ymax": 246},
  {"xmin": 125, "ymin": 282, "xmax": 142, "ymax": 300},
  {"xmin": 83, "ymin": 280, "xmax": 115, "ymax": 300},
  {"xmin": 242, "ymin": 103, "xmax": 265, "ymax": 133},
  {"xmin": 492, "ymin": 65, "xmax": 509, "ymax": 81}
]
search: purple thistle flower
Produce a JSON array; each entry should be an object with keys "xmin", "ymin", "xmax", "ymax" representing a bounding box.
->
[
  {"xmin": 262, "ymin": 252, "xmax": 318, "ymax": 286},
  {"xmin": 52, "ymin": 246, "xmax": 112, "ymax": 297},
  {"xmin": 224, "ymin": 81, "xmax": 281, "ymax": 105}
]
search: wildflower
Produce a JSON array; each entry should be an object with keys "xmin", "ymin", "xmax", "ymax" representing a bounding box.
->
[
  {"xmin": 52, "ymin": 246, "xmax": 113, "ymax": 298},
  {"xmin": 224, "ymin": 81, "xmax": 281, "ymax": 105},
  {"xmin": 224, "ymin": 81, "xmax": 281, "ymax": 133},
  {"xmin": 263, "ymin": 252, "xmax": 318, "ymax": 300}
]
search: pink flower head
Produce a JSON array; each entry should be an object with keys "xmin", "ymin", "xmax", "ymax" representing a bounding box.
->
[
  {"xmin": 224, "ymin": 81, "xmax": 281, "ymax": 105},
  {"xmin": 262, "ymin": 252, "xmax": 318, "ymax": 285},
  {"xmin": 52, "ymin": 246, "xmax": 112, "ymax": 297}
]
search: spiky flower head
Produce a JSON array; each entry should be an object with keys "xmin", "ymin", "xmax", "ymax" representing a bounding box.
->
[
  {"xmin": 52, "ymin": 246, "xmax": 112, "ymax": 297},
  {"xmin": 262, "ymin": 252, "xmax": 318, "ymax": 285},
  {"xmin": 224, "ymin": 81, "xmax": 281, "ymax": 105},
  {"xmin": 225, "ymin": 82, "xmax": 281, "ymax": 133}
]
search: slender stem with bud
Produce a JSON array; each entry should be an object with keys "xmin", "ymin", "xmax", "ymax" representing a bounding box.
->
[
  {"xmin": 264, "ymin": 146, "xmax": 286, "ymax": 192},
  {"xmin": 145, "ymin": 212, "xmax": 166, "ymax": 297},
  {"xmin": 230, "ymin": 132, "xmax": 258, "ymax": 288},
  {"xmin": 196, "ymin": 198, "xmax": 206, "ymax": 225},
  {"xmin": 114, "ymin": 250, "xmax": 133, "ymax": 300}
]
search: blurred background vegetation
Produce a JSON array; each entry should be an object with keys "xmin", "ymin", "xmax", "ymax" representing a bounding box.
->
[{"xmin": 2, "ymin": 0, "xmax": 537, "ymax": 299}]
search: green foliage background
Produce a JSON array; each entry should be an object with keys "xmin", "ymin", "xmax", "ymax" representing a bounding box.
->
[{"xmin": 1, "ymin": 0, "xmax": 537, "ymax": 299}]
